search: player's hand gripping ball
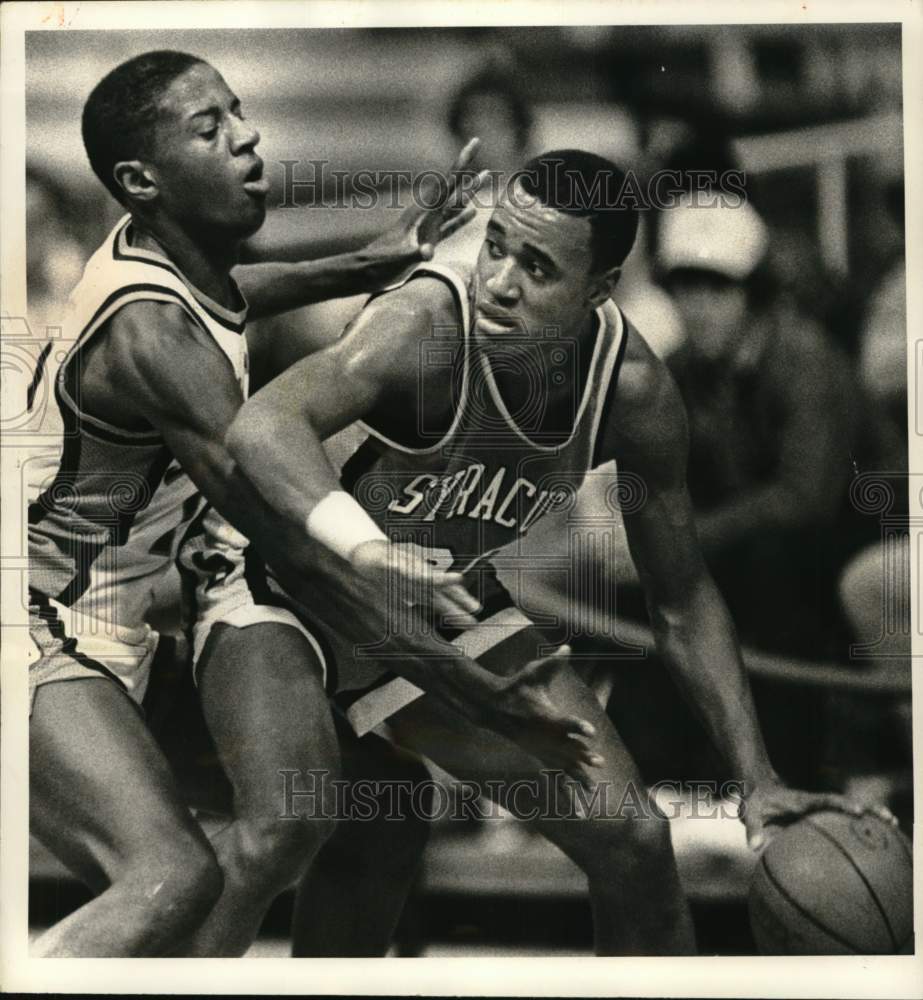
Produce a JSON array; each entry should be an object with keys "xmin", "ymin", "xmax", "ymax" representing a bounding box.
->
[{"xmin": 748, "ymin": 810, "xmax": 913, "ymax": 954}]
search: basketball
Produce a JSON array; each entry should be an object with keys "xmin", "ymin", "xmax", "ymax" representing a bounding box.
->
[{"xmin": 748, "ymin": 810, "xmax": 913, "ymax": 954}]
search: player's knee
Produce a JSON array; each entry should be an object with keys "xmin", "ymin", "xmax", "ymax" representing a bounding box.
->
[
  {"xmin": 128, "ymin": 839, "xmax": 224, "ymax": 930},
  {"xmin": 578, "ymin": 812, "xmax": 674, "ymax": 876},
  {"xmin": 235, "ymin": 815, "xmax": 336, "ymax": 887},
  {"xmin": 177, "ymin": 845, "xmax": 226, "ymax": 921}
]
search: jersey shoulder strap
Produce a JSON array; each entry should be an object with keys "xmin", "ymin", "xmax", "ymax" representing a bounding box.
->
[
  {"xmin": 588, "ymin": 301, "xmax": 631, "ymax": 469},
  {"xmin": 58, "ymin": 216, "xmax": 250, "ymax": 441},
  {"xmin": 368, "ymin": 259, "xmax": 471, "ymax": 334}
]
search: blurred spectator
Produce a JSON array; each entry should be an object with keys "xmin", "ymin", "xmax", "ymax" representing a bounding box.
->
[
  {"xmin": 838, "ymin": 179, "xmax": 908, "ymax": 661},
  {"xmin": 26, "ymin": 164, "xmax": 86, "ymax": 327},
  {"xmin": 657, "ymin": 194, "xmax": 859, "ymax": 656},
  {"xmin": 447, "ymin": 63, "xmax": 534, "ymax": 174},
  {"xmin": 436, "ymin": 60, "xmax": 535, "ymax": 264}
]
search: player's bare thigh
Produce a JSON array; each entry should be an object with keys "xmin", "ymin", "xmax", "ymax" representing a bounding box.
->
[
  {"xmin": 30, "ymin": 676, "xmax": 215, "ymax": 890},
  {"xmin": 387, "ymin": 630, "xmax": 644, "ymax": 809}
]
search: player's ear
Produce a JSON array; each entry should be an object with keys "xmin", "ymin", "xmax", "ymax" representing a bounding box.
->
[
  {"xmin": 113, "ymin": 160, "xmax": 159, "ymax": 203},
  {"xmin": 587, "ymin": 266, "xmax": 621, "ymax": 307}
]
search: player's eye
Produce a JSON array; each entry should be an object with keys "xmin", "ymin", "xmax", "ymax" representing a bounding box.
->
[
  {"xmin": 198, "ymin": 121, "xmax": 219, "ymax": 140},
  {"xmin": 526, "ymin": 260, "xmax": 549, "ymax": 281},
  {"xmin": 485, "ymin": 238, "xmax": 504, "ymax": 259}
]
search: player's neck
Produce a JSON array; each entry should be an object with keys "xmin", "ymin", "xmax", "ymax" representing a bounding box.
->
[{"xmin": 130, "ymin": 214, "xmax": 241, "ymax": 309}]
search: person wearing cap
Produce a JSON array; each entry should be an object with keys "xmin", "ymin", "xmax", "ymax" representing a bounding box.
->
[{"xmin": 657, "ymin": 195, "xmax": 858, "ymax": 656}]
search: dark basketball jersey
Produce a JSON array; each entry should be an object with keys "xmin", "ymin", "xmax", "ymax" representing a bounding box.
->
[{"xmin": 340, "ymin": 262, "xmax": 629, "ymax": 573}]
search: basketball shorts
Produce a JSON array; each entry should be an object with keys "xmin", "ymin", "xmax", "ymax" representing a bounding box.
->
[
  {"xmin": 28, "ymin": 587, "xmax": 158, "ymax": 715},
  {"xmin": 176, "ymin": 507, "xmax": 329, "ymax": 687},
  {"xmin": 178, "ymin": 510, "xmax": 552, "ymax": 736}
]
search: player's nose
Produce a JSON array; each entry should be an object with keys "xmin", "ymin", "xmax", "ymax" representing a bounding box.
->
[
  {"xmin": 230, "ymin": 116, "xmax": 260, "ymax": 153},
  {"xmin": 485, "ymin": 259, "xmax": 520, "ymax": 303}
]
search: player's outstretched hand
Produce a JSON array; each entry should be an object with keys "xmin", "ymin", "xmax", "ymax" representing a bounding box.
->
[
  {"xmin": 359, "ymin": 138, "xmax": 487, "ymax": 287},
  {"xmin": 494, "ymin": 646, "xmax": 605, "ymax": 790},
  {"xmin": 740, "ymin": 776, "xmax": 899, "ymax": 851},
  {"xmin": 351, "ymin": 538, "xmax": 481, "ymax": 629}
]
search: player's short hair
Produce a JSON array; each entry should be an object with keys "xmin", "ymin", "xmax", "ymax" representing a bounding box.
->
[
  {"xmin": 82, "ymin": 50, "xmax": 206, "ymax": 204},
  {"xmin": 448, "ymin": 68, "xmax": 534, "ymax": 151},
  {"xmin": 517, "ymin": 150, "xmax": 639, "ymax": 272}
]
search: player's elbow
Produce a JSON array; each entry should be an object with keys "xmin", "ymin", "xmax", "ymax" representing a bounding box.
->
[{"xmin": 226, "ymin": 399, "xmax": 273, "ymax": 467}]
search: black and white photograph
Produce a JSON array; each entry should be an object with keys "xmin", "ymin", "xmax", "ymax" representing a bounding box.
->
[{"xmin": 1, "ymin": 1, "xmax": 920, "ymax": 994}]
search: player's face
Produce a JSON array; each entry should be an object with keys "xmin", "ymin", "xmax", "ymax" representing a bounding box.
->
[
  {"xmin": 667, "ymin": 270, "xmax": 748, "ymax": 363},
  {"xmin": 473, "ymin": 184, "xmax": 601, "ymax": 342},
  {"xmin": 146, "ymin": 63, "xmax": 268, "ymax": 238}
]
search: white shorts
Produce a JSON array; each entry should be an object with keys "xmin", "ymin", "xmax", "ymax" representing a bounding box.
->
[
  {"xmin": 176, "ymin": 507, "xmax": 328, "ymax": 686},
  {"xmin": 28, "ymin": 588, "xmax": 158, "ymax": 714}
]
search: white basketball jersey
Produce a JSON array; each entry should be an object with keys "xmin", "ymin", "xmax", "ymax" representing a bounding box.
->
[{"xmin": 28, "ymin": 215, "xmax": 249, "ymax": 632}]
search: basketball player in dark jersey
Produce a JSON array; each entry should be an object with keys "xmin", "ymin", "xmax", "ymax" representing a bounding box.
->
[
  {"xmin": 226, "ymin": 151, "xmax": 893, "ymax": 955},
  {"xmin": 28, "ymin": 51, "xmax": 599, "ymax": 957}
]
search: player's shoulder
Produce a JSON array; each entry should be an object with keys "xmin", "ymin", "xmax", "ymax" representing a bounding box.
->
[
  {"xmin": 616, "ymin": 315, "xmax": 679, "ymax": 412},
  {"xmin": 369, "ymin": 261, "xmax": 467, "ymax": 329},
  {"xmin": 600, "ymin": 314, "xmax": 688, "ymax": 466},
  {"xmin": 106, "ymin": 297, "xmax": 195, "ymax": 341},
  {"xmin": 102, "ymin": 298, "xmax": 202, "ymax": 373}
]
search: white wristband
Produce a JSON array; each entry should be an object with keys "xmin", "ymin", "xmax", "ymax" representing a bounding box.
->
[{"xmin": 305, "ymin": 491, "xmax": 387, "ymax": 563}]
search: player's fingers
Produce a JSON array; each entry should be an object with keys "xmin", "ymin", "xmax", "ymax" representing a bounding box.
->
[
  {"xmin": 440, "ymin": 582, "xmax": 481, "ymax": 614},
  {"xmin": 816, "ymin": 794, "xmax": 866, "ymax": 817},
  {"xmin": 438, "ymin": 205, "xmax": 477, "ymax": 240},
  {"xmin": 429, "ymin": 571, "xmax": 480, "ymax": 610},
  {"xmin": 568, "ymin": 764, "xmax": 595, "ymax": 794},
  {"xmin": 557, "ymin": 710, "xmax": 598, "ymax": 743},
  {"xmin": 527, "ymin": 644, "xmax": 572, "ymax": 681},
  {"xmin": 742, "ymin": 803, "xmax": 766, "ymax": 849},
  {"xmin": 867, "ymin": 803, "xmax": 900, "ymax": 827},
  {"xmin": 747, "ymin": 822, "xmax": 766, "ymax": 852},
  {"xmin": 447, "ymin": 137, "xmax": 480, "ymax": 181},
  {"xmin": 433, "ymin": 593, "xmax": 479, "ymax": 629},
  {"xmin": 443, "ymin": 169, "xmax": 489, "ymax": 217},
  {"xmin": 750, "ymin": 820, "xmax": 784, "ymax": 852},
  {"xmin": 443, "ymin": 141, "xmax": 482, "ymax": 209}
]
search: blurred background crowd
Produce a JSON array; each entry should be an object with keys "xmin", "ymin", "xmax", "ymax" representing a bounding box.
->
[{"xmin": 24, "ymin": 23, "xmax": 909, "ymax": 954}]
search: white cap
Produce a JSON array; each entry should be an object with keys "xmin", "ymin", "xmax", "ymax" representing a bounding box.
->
[{"xmin": 658, "ymin": 194, "xmax": 768, "ymax": 282}]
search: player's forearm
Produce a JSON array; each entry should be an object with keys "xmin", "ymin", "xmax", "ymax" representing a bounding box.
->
[
  {"xmin": 649, "ymin": 575, "xmax": 776, "ymax": 786},
  {"xmin": 235, "ymin": 243, "xmax": 404, "ymax": 320},
  {"xmin": 226, "ymin": 393, "xmax": 342, "ymax": 531},
  {"xmin": 389, "ymin": 644, "xmax": 508, "ymax": 727},
  {"xmin": 234, "ymin": 255, "xmax": 369, "ymax": 319},
  {"xmin": 267, "ymin": 553, "xmax": 508, "ymax": 728}
]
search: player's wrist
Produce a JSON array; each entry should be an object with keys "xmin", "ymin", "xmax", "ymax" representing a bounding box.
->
[
  {"xmin": 305, "ymin": 491, "xmax": 387, "ymax": 564},
  {"xmin": 738, "ymin": 766, "xmax": 780, "ymax": 797}
]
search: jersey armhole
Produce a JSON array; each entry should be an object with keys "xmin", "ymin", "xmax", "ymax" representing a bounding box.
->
[
  {"xmin": 59, "ymin": 288, "xmax": 211, "ymax": 443},
  {"xmin": 361, "ymin": 266, "xmax": 468, "ymax": 451},
  {"xmin": 590, "ymin": 318, "xmax": 631, "ymax": 468}
]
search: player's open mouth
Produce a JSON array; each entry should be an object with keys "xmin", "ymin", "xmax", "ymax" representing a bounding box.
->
[{"xmin": 242, "ymin": 160, "xmax": 269, "ymax": 196}]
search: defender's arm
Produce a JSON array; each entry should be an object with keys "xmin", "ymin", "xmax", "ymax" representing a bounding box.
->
[{"xmin": 235, "ymin": 140, "xmax": 483, "ymax": 320}]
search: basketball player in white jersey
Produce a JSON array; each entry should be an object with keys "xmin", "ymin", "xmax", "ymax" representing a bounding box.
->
[
  {"xmin": 225, "ymin": 150, "xmax": 891, "ymax": 955},
  {"xmin": 28, "ymin": 51, "xmax": 600, "ymax": 957}
]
